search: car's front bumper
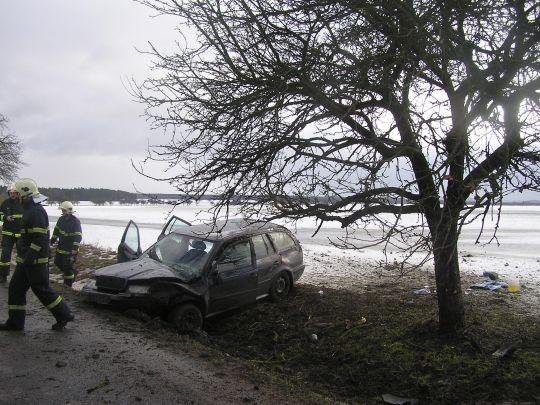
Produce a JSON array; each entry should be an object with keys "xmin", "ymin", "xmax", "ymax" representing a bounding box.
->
[{"xmin": 82, "ymin": 280, "xmax": 152, "ymax": 307}]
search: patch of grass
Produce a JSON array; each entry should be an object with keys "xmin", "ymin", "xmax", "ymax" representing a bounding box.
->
[
  {"xmin": 75, "ymin": 245, "xmax": 540, "ymax": 403},
  {"xmin": 75, "ymin": 244, "xmax": 117, "ymax": 270},
  {"xmin": 50, "ymin": 244, "xmax": 117, "ymax": 282},
  {"xmin": 204, "ymin": 284, "xmax": 539, "ymax": 403}
]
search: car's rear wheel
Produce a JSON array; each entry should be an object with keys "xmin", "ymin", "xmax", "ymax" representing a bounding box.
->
[
  {"xmin": 269, "ymin": 271, "xmax": 291, "ymax": 302},
  {"xmin": 168, "ymin": 303, "xmax": 203, "ymax": 333}
]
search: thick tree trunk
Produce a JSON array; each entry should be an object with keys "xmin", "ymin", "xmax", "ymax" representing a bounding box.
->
[{"xmin": 432, "ymin": 223, "xmax": 465, "ymax": 334}]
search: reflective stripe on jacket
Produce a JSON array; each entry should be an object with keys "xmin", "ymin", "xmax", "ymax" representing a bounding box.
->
[
  {"xmin": 16, "ymin": 200, "xmax": 50, "ymax": 265},
  {"xmin": 0, "ymin": 198, "xmax": 24, "ymax": 235},
  {"xmin": 52, "ymin": 215, "xmax": 82, "ymax": 253}
]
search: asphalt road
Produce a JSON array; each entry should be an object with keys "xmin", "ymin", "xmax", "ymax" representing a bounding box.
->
[{"xmin": 0, "ymin": 282, "xmax": 308, "ymax": 405}]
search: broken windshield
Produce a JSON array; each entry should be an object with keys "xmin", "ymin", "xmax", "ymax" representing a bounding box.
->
[{"xmin": 144, "ymin": 233, "xmax": 214, "ymax": 280}]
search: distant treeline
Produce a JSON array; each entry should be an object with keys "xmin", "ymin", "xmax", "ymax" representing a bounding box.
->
[
  {"xmin": 0, "ymin": 187, "xmax": 138, "ymax": 205},
  {"xmin": 0, "ymin": 187, "xmax": 345, "ymax": 205},
  {"xmin": 0, "ymin": 186, "xmax": 538, "ymax": 206},
  {"xmin": 43, "ymin": 188, "xmax": 138, "ymax": 204}
]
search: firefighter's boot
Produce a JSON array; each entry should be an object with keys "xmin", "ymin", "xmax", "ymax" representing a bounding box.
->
[
  {"xmin": 52, "ymin": 312, "xmax": 75, "ymax": 331},
  {"xmin": 0, "ymin": 321, "xmax": 23, "ymax": 331}
]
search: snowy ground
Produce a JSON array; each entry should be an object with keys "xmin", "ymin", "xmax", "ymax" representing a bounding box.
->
[{"xmin": 45, "ymin": 203, "xmax": 540, "ymax": 305}]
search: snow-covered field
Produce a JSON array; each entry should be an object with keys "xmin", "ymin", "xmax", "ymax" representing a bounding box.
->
[{"xmin": 45, "ymin": 203, "xmax": 540, "ymax": 303}]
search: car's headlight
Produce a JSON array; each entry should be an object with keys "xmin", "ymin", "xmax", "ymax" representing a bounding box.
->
[{"xmin": 126, "ymin": 285, "xmax": 150, "ymax": 295}]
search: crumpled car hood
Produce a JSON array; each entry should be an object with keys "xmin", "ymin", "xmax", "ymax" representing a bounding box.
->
[{"xmin": 95, "ymin": 257, "xmax": 179, "ymax": 281}]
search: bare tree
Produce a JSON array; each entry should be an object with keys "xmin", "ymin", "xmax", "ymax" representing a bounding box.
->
[
  {"xmin": 133, "ymin": 0, "xmax": 540, "ymax": 333},
  {"xmin": 0, "ymin": 114, "xmax": 22, "ymax": 183}
]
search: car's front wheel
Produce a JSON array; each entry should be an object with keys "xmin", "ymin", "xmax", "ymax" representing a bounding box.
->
[
  {"xmin": 168, "ymin": 303, "xmax": 203, "ymax": 333},
  {"xmin": 269, "ymin": 271, "xmax": 291, "ymax": 302}
]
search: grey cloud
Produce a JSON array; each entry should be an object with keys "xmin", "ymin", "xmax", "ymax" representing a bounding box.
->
[{"xmin": 0, "ymin": 0, "xmax": 178, "ymax": 158}]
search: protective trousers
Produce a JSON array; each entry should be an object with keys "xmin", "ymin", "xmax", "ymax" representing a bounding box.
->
[
  {"xmin": 0, "ymin": 235, "xmax": 17, "ymax": 279},
  {"xmin": 54, "ymin": 254, "xmax": 76, "ymax": 287},
  {"xmin": 6, "ymin": 263, "xmax": 72, "ymax": 329}
]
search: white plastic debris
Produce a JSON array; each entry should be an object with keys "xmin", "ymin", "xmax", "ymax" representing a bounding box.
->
[
  {"xmin": 382, "ymin": 393, "xmax": 419, "ymax": 405},
  {"xmin": 413, "ymin": 287, "xmax": 431, "ymax": 295}
]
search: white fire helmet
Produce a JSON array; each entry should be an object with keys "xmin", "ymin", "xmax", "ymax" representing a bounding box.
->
[
  {"xmin": 59, "ymin": 201, "xmax": 75, "ymax": 213},
  {"xmin": 14, "ymin": 178, "xmax": 40, "ymax": 198}
]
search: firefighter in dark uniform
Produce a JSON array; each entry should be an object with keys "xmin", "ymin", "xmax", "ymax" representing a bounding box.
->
[
  {"xmin": 0, "ymin": 183, "xmax": 23, "ymax": 283},
  {"xmin": 50, "ymin": 201, "xmax": 82, "ymax": 287},
  {"xmin": 0, "ymin": 178, "xmax": 74, "ymax": 331}
]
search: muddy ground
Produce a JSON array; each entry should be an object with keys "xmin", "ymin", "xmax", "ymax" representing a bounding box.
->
[
  {"xmin": 0, "ymin": 282, "xmax": 324, "ymax": 404},
  {"xmin": 1, "ymin": 244, "xmax": 539, "ymax": 404}
]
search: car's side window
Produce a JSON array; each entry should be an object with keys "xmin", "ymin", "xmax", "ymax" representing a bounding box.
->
[
  {"xmin": 216, "ymin": 240, "xmax": 252, "ymax": 272},
  {"xmin": 268, "ymin": 232, "xmax": 297, "ymax": 251},
  {"xmin": 252, "ymin": 234, "xmax": 274, "ymax": 259}
]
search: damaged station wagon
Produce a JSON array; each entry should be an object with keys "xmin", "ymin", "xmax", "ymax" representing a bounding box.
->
[{"xmin": 82, "ymin": 217, "xmax": 305, "ymax": 332}]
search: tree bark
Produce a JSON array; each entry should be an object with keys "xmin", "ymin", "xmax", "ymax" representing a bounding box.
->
[{"xmin": 432, "ymin": 218, "xmax": 465, "ymax": 334}]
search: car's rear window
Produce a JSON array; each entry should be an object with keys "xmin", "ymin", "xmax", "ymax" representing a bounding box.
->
[
  {"xmin": 268, "ymin": 232, "xmax": 297, "ymax": 251},
  {"xmin": 252, "ymin": 234, "xmax": 274, "ymax": 258}
]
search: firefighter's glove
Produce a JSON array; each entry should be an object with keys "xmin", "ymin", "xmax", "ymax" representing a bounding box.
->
[{"xmin": 50, "ymin": 237, "xmax": 57, "ymax": 245}]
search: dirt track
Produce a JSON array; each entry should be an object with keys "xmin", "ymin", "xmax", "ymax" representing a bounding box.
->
[{"xmin": 0, "ymin": 282, "xmax": 311, "ymax": 404}]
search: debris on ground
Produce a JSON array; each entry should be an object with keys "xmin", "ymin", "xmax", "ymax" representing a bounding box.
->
[
  {"xmin": 470, "ymin": 280, "xmax": 508, "ymax": 291},
  {"xmin": 492, "ymin": 345, "xmax": 517, "ymax": 359},
  {"xmin": 483, "ymin": 271, "xmax": 499, "ymax": 280},
  {"xmin": 412, "ymin": 287, "xmax": 431, "ymax": 295},
  {"xmin": 382, "ymin": 393, "xmax": 419, "ymax": 404},
  {"xmin": 507, "ymin": 278, "xmax": 521, "ymax": 293}
]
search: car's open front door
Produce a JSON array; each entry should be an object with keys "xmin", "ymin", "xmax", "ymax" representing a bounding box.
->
[
  {"xmin": 158, "ymin": 215, "xmax": 191, "ymax": 240},
  {"xmin": 117, "ymin": 220, "xmax": 142, "ymax": 263}
]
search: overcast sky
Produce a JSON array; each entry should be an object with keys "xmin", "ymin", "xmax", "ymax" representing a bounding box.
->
[
  {"xmin": 1, "ymin": 1, "xmax": 538, "ymax": 202},
  {"xmin": 0, "ymin": 0, "xmax": 179, "ymax": 193}
]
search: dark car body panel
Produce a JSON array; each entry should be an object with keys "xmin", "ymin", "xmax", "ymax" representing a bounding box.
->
[
  {"xmin": 98, "ymin": 258, "xmax": 178, "ymax": 280},
  {"xmin": 83, "ymin": 219, "xmax": 304, "ymax": 319}
]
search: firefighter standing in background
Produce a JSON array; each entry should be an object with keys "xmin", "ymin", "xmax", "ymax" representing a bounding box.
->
[
  {"xmin": 0, "ymin": 183, "xmax": 23, "ymax": 283},
  {"xmin": 0, "ymin": 178, "xmax": 74, "ymax": 331},
  {"xmin": 50, "ymin": 201, "xmax": 82, "ymax": 287}
]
